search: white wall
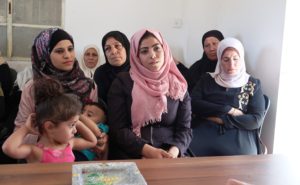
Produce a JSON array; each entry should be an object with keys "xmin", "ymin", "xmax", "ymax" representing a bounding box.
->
[
  {"xmin": 65, "ymin": 0, "xmax": 186, "ymax": 64},
  {"xmin": 274, "ymin": 0, "xmax": 300, "ymax": 156},
  {"xmin": 65, "ymin": 0, "xmax": 286, "ymax": 153},
  {"xmin": 183, "ymin": 0, "xmax": 286, "ymax": 153}
]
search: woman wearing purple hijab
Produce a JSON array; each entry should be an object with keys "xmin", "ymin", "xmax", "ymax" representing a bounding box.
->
[{"xmin": 14, "ymin": 28, "xmax": 98, "ymax": 144}]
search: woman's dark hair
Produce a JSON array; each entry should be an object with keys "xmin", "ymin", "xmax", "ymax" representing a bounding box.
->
[{"xmin": 34, "ymin": 78, "xmax": 82, "ymax": 133}]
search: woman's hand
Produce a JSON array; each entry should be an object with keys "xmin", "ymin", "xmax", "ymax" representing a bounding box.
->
[
  {"xmin": 207, "ymin": 107, "xmax": 244, "ymax": 125},
  {"xmin": 206, "ymin": 117, "xmax": 223, "ymax": 125},
  {"xmin": 142, "ymin": 144, "xmax": 173, "ymax": 159},
  {"xmin": 168, "ymin": 146, "xmax": 179, "ymax": 158},
  {"xmin": 229, "ymin": 108, "xmax": 244, "ymax": 116}
]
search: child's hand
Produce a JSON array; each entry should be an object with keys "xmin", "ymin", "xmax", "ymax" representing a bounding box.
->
[
  {"xmin": 93, "ymin": 133, "xmax": 108, "ymax": 152},
  {"xmin": 24, "ymin": 113, "xmax": 39, "ymax": 135},
  {"xmin": 97, "ymin": 132, "xmax": 108, "ymax": 146},
  {"xmin": 93, "ymin": 143, "xmax": 108, "ymax": 158}
]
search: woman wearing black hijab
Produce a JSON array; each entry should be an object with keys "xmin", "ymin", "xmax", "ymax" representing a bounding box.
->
[
  {"xmin": 188, "ymin": 30, "xmax": 224, "ymax": 92},
  {"xmin": 94, "ymin": 31, "xmax": 130, "ymax": 103}
]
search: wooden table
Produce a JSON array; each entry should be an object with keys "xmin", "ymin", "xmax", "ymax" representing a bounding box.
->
[{"xmin": 0, "ymin": 155, "xmax": 298, "ymax": 185}]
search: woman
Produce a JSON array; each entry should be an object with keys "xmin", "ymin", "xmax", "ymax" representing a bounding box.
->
[
  {"xmin": 0, "ymin": 58, "xmax": 13, "ymax": 130},
  {"xmin": 94, "ymin": 31, "xmax": 130, "ymax": 103},
  {"xmin": 0, "ymin": 58, "xmax": 13, "ymax": 124},
  {"xmin": 0, "ymin": 57, "xmax": 14, "ymax": 99},
  {"xmin": 14, "ymin": 28, "xmax": 98, "ymax": 144},
  {"xmin": 0, "ymin": 58, "xmax": 16, "ymax": 139},
  {"xmin": 107, "ymin": 29, "xmax": 192, "ymax": 159},
  {"xmin": 190, "ymin": 37, "xmax": 265, "ymax": 156},
  {"xmin": 79, "ymin": 44, "xmax": 101, "ymax": 79},
  {"xmin": 188, "ymin": 30, "xmax": 224, "ymax": 91},
  {"xmin": 0, "ymin": 58, "xmax": 19, "ymax": 164}
]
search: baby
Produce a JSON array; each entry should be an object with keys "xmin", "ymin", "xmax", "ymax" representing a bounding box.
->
[{"xmin": 80, "ymin": 100, "xmax": 109, "ymax": 160}]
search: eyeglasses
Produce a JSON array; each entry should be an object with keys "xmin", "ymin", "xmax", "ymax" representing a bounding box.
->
[{"xmin": 104, "ymin": 43, "xmax": 123, "ymax": 54}]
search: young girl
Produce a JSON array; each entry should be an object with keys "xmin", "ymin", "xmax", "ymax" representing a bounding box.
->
[{"xmin": 2, "ymin": 78, "xmax": 97, "ymax": 163}]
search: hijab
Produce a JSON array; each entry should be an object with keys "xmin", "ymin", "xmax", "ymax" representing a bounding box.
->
[
  {"xmin": 31, "ymin": 28, "xmax": 94, "ymax": 103},
  {"xmin": 130, "ymin": 29, "xmax": 187, "ymax": 136},
  {"xmin": 209, "ymin": 37, "xmax": 250, "ymax": 88},
  {"xmin": 79, "ymin": 44, "xmax": 101, "ymax": 78},
  {"xmin": 188, "ymin": 30, "xmax": 224, "ymax": 91},
  {"xmin": 95, "ymin": 31, "xmax": 130, "ymax": 102},
  {"xmin": 16, "ymin": 66, "xmax": 33, "ymax": 91},
  {"xmin": 101, "ymin": 31, "xmax": 130, "ymax": 73},
  {"xmin": 202, "ymin": 30, "xmax": 224, "ymax": 50}
]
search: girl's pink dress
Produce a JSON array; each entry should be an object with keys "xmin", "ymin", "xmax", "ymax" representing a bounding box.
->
[{"xmin": 37, "ymin": 143, "xmax": 75, "ymax": 163}]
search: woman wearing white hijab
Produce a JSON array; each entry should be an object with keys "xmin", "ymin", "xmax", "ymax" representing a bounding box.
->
[
  {"xmin": 79, "ymin": 44, "xmax": 101, "ymax": 78},
  {"xmin": 190, "ymin": 37, "xmax": 265, "ymax": 156}
]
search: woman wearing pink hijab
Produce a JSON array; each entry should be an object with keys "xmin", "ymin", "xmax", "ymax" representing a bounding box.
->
[{"xmin": 107, "ymin": 29, "xmax": 192, "ymax": 159}]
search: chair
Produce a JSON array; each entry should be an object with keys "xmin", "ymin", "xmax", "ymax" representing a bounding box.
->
[
  {"xmin": 257, "ymin": 94, "xmax": 270, "ymax": 155},
  {"xmin": 185, "ymin": 147, "xmax": 196, "ymax": 157}
]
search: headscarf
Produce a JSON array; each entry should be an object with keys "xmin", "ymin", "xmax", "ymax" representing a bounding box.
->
[
  {"xmin": 16, "ymin": 66, "xmax": 33, "ymax": 91},
  {"xmin": 95, "ymin": 31, "xmax": 130, "ymax": 102},
  {"xmin": 200, "ymin": 29, "xmax": 224, "ymax": 61},
  {"xmin": 209, "ymin": 37, "xmax": 250, "ymax": 88},
  {"xmin": 31, "ymin": 28, "xmax": 94, "ymax": 103},
  {"xmin": 188, "ymin": 30, "xmax": 224, "ymax": 91},
  {"xmin": 49, "ymin": 29, "xmax": 74, "ymax": 53},
  {"xmin": 79, "ymin": 44, "xmax": 101, "ymax": 78},
  {"xmin": 102, "ymin": 31, "xmax": 130, "ymax": 67},
  {"xmin": 202, "ymin": 30, "xmax": 224, "ymax": 47},
  {"xmin": 130, "ymin": 29, "xmax": 187, "ymax": 136}
]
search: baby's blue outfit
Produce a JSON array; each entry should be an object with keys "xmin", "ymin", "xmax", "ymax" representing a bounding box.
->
[{"xmin": 81, "ymin": 123, "xmax": 109, "ymax": 160}]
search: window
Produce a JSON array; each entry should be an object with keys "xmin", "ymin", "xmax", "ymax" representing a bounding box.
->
[{"xmin": 0, "ymin": 0, "xmax": 64, "ymax": 60}]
